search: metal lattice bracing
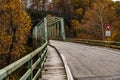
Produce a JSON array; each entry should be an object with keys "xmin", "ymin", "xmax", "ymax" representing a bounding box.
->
[
  {"xmin": 32, "ymin": 17, "xmax": 66, "ymax": 44},
  {"xmin": 47, "ymin": 17, "xmax": 65, "ymax": 40}
]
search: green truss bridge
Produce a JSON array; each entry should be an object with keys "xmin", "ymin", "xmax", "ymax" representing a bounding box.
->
[{"xmin": 0, "ymin": 17, "xmax": 120, "ymax": 80}]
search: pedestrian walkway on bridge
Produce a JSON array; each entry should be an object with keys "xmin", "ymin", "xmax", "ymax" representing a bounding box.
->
[{"xmin": 41, "ymin": 46, "xmax": 67, "ymax": 80}]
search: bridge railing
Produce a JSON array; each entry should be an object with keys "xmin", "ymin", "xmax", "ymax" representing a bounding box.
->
[
  {"xmin": 0, "ymin": 40, "xmax": 48, "ymax": 80},
  {"xmin": 0, "ymin": 16, "xmax": 66, "ymax": 80},
  {"xmin": 66, "ymin": 38, "xmax": 120, "ymax": 49},
  {"xmin": 32, "ymin": 16, "xmax": 66, "ymax": 46}
]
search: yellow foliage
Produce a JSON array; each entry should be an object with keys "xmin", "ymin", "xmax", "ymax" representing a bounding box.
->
[
  {"xmin": 46, "ymin": 14, "xmax": 52, "ymax": 17},
  {"xmin": 70, "ymin": 20, "xmax": 80, "ymax": 29},
  {"xmin": 0, "ymin": 0, "xmax": 31, "ymax": 58},
  {"xmin": 75, "ymin": 8, "xmax": 83, "ymax": 16}
]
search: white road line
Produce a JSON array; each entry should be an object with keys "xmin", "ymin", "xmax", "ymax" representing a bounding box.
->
[{"xmin": 60, "ymin": 54, "xmax": 74, "ymax": 80}]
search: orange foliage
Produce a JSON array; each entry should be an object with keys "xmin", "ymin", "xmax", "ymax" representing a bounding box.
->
[{"xmin": 0, "ymin": 0, "xmax": 31, "ymax": 58}]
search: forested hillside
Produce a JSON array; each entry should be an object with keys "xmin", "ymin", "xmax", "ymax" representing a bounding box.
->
[
  {"xmin": 47, "ymin": 0, "xmax": 120, "ymax": 41},
  {"xmin": 0, "ymin": 0, "xmax": 120, "ymax": 79},
  {"xmin": 0, "ymin": 0, "xmax": 120, "ymax": 69},
  {"xmin": 26, "ymin": 0, "xmax": 120, "ymax": 41},
  {"xmin": 0, "ymin": 0, "xmax": 31, "ymax": 68}
]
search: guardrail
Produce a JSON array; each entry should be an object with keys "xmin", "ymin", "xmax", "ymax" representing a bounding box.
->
[
  {"xmin": 0, "ymin": 40, "xmax": 48, "ymax": 80},
  {"xmin": 66, "ymin": 38, "xmax": 120, "ymax": 49}
]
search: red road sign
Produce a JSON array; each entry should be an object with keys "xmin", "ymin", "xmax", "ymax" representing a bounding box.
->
[{"xmin": 105, "ymin": 24, "xmax": 111, "ymax": 30}]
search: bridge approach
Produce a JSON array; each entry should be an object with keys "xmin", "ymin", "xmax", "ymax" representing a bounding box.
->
[{"xmin": 0, "ymin": 16, "xmax": 120, "ymax": 80}]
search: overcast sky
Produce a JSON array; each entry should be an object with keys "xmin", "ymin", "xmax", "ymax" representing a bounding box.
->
[{"xmin": 113, "ymin": 0, "xmax": 120, "ymax": 1}]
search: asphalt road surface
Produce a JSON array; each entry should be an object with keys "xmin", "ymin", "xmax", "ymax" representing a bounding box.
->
[{"xmin": 50, "ymin": 40, "xmax": 120, "ymax": 80}]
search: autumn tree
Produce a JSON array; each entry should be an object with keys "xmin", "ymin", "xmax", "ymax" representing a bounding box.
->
[
  {"xmin": 30, "ymin": 0, "xmax": 48, "ymax": 10},
  {"xmin": 114, "ymin": 1, "xmax": 120, "ymax": 17},
  {"xmin": 83, "ymin": 0, "xmax": 115, "ymax": 40},
  {"xmin": 47, "ymin": 0, "xmax": 74, "ymax": 37},
  {"xmin": 110, "ymin": 1, "xmax": 120, "ymax": 41},
  {"xmin": 64, "ymin": 0, "xmax": 95, "ymax": 37},
  {"xmin": 0, "ymin": 0, "xmax": 31, "ymax": 68},
  {"xmin": 68, "ymin": 0, "xmax": 120, "ymax": 41},
  {"xmin": 70, "ymin": 0, "xmax": 95, "ymax": 22},
  {"xmin": 49, "ymin": 0, "xmax": 74, "ymax": 20}
]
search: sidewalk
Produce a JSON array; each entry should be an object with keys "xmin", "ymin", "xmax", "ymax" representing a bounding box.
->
[{"xmin": 41, "ymin": 46, "xmax": 67, "ymax": 80}]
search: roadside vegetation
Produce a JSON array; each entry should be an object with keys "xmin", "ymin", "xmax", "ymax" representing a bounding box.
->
[{"xmin": 0, "ymin": 0, "xmax": 120, "ymax": 79}]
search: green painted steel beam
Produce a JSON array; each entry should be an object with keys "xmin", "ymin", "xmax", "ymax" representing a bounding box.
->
[
  {"xmin": 61, "ymin": 18, "xmax": 66, "ymax": 40},
  {"xmin": 0, "ymin": 41, "xmax": 47, "ymax": 80},
  {"xmin": 47, "ymin": 19, "xmax": 61, "ymax": 26},
  {"xmin": 44, "ymin": 18, "xmax": 48, "ymax": 41},
  {"xmin": 0, "ymin": 16, "xmax": 66, "ymax": 80}
]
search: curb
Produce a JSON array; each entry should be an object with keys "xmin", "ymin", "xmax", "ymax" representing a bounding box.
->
[{"xmin": 48, "ymin": 44, "xmax": 74, "ymax": 80}]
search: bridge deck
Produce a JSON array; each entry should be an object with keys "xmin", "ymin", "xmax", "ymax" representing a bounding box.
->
[
  {"xmin": 41, "ymin": 46, "xmax": 67, "ymax": 80},
  {"xmin": 50, "ymin": 40, "xmax": 120, "ymax": 80}
]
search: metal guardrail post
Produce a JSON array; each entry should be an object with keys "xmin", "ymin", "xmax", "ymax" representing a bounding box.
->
[
  {"xmin": 28, "ymin": 59, "xmax": 33, "ymax": 80},
  {"xmin": 37, "ymin": 49, "xmax": 41, "ymax": 79},
  {"xmin": 39, "ymin": 51, "xmax": 42, "ymax": 78},
  {"xmin": 66, "ymin": 38, "xmax": 120, "ymax": 49}
]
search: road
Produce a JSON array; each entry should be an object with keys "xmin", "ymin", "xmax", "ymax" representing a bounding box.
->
[{"xmin": 50, "ymin": 40, "xmax": 120, "ymax": 80}]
